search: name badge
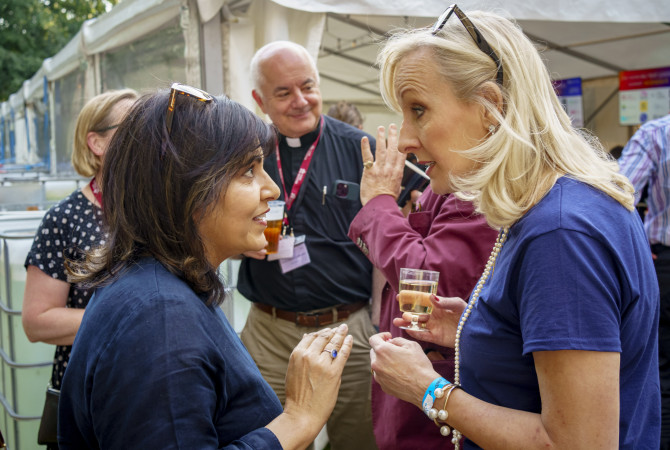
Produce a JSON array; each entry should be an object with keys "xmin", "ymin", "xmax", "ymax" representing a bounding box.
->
[
  {"xmin": 279, "ymin": 243, "xmax": 311, "ymax": 273},
  {"xmin": 267, "ymin": 236, "xmax": 295, "ymax": 261}
]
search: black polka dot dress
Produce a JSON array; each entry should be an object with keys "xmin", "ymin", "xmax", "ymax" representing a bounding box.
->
[{"xmin": 24, "ymin": 189, "xmax": 105, "ymax": 389}]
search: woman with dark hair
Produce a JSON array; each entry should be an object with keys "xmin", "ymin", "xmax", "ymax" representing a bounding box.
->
[{"xmin": 58, "ymin": 84, "xmax": 352, "ymax": 449}]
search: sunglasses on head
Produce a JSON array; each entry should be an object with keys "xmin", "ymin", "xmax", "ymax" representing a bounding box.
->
[
  {"xmin": 165, "ymin": 83, "xmax": 214, "ymax": 135},
  {"xmin": 431, "ymin": 4, "xmax": 504, "ymax": 86},
  {"xmin": 93, "ymin": 123, "xmax": 120, "ymax": 133}
]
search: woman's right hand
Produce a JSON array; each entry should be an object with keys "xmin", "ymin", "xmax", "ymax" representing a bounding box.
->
[
  {"xmin": 392, "ymin": 294, "xmax": 467, "ymax": 348},
  {"xmin": 266, "ymin": 324, "xmax": 353, "ymax": 449},
  {"xmin": 359, "ymin": 124, "xmax": 406, "ymax": 206}
]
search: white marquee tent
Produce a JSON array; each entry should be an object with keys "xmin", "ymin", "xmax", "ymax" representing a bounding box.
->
[
  {"xmin": 1, "ymin": 0, "xmax": 669, "ymax": 174},
  {"xmin": 0, "ymin": 2, "xmax": 669, "ymax": 447}
]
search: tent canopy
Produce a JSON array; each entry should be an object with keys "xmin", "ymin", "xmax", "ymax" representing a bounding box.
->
[
  {"xmin": 236, "ymin": 0, "xmax": 670, "ymax": 106},
  {"xmin": 2, "ymin": 0, "xmax": 668, "ymax": 170}
]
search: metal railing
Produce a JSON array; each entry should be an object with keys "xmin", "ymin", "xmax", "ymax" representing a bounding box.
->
[{"xmin": 0, "ymin": 214, "xmax": 49, "ymax": 449}]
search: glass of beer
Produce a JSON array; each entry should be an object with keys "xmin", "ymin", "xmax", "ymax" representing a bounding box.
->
[
  {"xmin": 264, "ymin": 200, "xmax": 285, "ymax": 254},
  {"xmin": 398, "ymin": 268, "xmax": 439, "ymax": 332}
]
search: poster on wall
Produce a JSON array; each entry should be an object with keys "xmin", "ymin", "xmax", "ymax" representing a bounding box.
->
[
  {"xmin": 553, "ymin": 77, "xmax": 584, "ymax": 128},
  {"xmin": 619, "ymin": 66, "xmax": 670, "ymax": 125}
]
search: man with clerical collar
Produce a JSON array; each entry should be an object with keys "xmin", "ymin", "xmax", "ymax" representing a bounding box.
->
[{"xmin": 237, "ymin": 41, "xmax": 378, "ymax": 450}]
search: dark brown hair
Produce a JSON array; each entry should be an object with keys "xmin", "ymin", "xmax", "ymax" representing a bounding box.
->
[{"xmin": 69, "ymin": 88, "xmax": 276, "ymax": 306}]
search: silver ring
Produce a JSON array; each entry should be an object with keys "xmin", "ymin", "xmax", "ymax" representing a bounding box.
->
[
  {"xmin": 363, "ymin": 161, "xmax": 374, "ymax": 170},
  {"xmin": 323, "ymin": 348, "xmax": 338, "ymax": 358}
]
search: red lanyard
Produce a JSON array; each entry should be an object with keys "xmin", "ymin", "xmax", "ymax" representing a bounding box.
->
[
  {"xmin": 89, "ymin": 177, "xmax": 103, "ymax": 207},
  {"xmin": 275, "ymin": 116, "xmax": 324, "ymax": 225}
]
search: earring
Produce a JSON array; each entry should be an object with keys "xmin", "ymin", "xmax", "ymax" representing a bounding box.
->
[{"xmin": 488, "ymin": 124, "xmax": 496, "ymax": 134}]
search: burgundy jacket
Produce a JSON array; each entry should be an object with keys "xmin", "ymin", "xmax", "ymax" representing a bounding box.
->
[{"xmin": 348, "ymin": 187, "xmax": 498, "ymax": 450}]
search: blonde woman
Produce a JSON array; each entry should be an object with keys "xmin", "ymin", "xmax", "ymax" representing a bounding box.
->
[
  {"xmin": 368, "ymin": 6, "xmax": 659, "ymax": 449},
  {"xmin": 22, "ymin": 89, "xmax": 137, "ymax": 447}
]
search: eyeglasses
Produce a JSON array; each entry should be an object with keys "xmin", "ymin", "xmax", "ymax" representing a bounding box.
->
[
  {"xmin": 165, "ymin": 83, "xmax": 214, "ymax": 135},
  {"xmin": 431, "ymin": 4, "xmax": 504, "ymax": 86},
  {"xmin": 93, "ymin": 123, "xmax": 120, "ymax": 133}
]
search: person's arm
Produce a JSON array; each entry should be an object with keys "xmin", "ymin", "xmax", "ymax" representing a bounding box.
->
[
  {"xmin": 370, "ymin": 335, "xmax": 619, "ymax": 449},
  {"xmin": 350, "ymin": 124, "xmax": 497, "ymax": 292},
  {"xmin": 80, "ymin": 290, "xmax": 352, "ymax": 450},
  {"xmin": 22, "ymin": 265, "xmax": 83, "ymax": 345},
  {"xmin": 618, "ymin": 129, "xmax": 655, "ymax": 204},
  {"xmin": 374, "ymin": 226, "xmax": 624, "ymax": 448}
]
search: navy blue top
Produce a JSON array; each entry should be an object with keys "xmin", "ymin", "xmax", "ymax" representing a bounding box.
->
[
  {"xmin": 59, "ymin": 258, "xmax": 283, "ymax": 449},
  {"xmin": 461, "ymin": 177, "xmax": 660, "ymax": 449},
  {"xmin": 238, "ymin": 115, "xmax": 374, "ymax": 311}
]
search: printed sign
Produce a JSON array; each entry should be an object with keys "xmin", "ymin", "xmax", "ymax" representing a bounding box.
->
[
  {"xmin": 554, "ymin": 77, "xmax": 584, "ymax": 128},
  {"xmin": 619, "ymin": 66, "xmax": 670, "ymax": 125}
]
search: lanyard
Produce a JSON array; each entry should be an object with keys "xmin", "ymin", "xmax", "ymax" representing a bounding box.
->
[
  {"xmin": 89, "ymin": 177, "xmax": 103, "ymax": 207},
  {"xmin": 275, "ymin": 116, "xmax": 324, "ymax": 225}
]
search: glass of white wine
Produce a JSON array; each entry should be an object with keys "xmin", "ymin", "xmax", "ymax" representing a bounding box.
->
[{"xmin": 398, "ymin": 268, "xmax": 439, "ymax": 332}]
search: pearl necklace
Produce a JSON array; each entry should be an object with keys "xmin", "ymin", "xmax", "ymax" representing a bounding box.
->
[{"xmin": 450, "ymin": 227, "xmax": 508, "ymax": 448}]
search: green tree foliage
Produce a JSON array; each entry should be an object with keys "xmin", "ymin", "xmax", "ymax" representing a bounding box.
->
[{"xmin": 0, "ymin": 0, "xmax": 120, "ymax": 101}]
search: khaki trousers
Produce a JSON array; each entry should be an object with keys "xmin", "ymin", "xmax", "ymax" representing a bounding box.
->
[{"xmin": 241, "ymin": 304, "xmax": 378, "ymax": 450}]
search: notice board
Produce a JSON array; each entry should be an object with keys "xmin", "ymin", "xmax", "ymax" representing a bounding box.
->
[
  {"xmin": 554, "ymin": 77, "xmax": 584, "ymax": 128},
  {"xmin": 619, "ymin": 66, "xmax": 670, "ymax": 125}
]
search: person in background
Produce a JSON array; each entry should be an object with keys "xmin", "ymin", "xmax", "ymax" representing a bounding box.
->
[
  {"xmin": 368, "ymin": 6, "xmax": 659, "ymax": 449},
  {"xmin": 237, "ymin": 41, "xmax": 378, "ymax": 450},
  {"xmin": 618, "ymin": 113, "xmax": 670, "ymax": 449},
  {"xmin": 22, "ymin": 88, "xmax": 138, "ymax": 448},
  {"xmin": 327, "ymin": 100, "xmax": 364, "ymax": 130},
  {"xmin": 609, "ymin": 144, "xmax": 624, "ymax": 160},
  {"xmin": 59, "ymin": 84, "xmax": 353, "ymax": 449},
  {"xmin": 348, "ymin": 123, "xmax": 497, "ymax": 449},
  {"xmin": 325, "ymin": 99, "xmax": 384, "ymax": 330}
]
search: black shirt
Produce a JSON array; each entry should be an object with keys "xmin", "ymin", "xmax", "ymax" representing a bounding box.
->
[{"xmin": 237, "ymin": 115, "xmax": 375, "ymax": 311}]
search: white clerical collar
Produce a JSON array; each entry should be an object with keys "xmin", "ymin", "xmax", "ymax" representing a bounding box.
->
[{"xmin": 286, "ymin": 137, "xmax": 301, "ymax": 148}]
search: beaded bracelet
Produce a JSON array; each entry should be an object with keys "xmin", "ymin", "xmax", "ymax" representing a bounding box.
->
[
  {"xmin": 427, "ymin": 384, "xmax": 460, "ymax": 438},
  {"xmin": 422, "ymin": 377, "xmax": 450, "ymax": 415}
]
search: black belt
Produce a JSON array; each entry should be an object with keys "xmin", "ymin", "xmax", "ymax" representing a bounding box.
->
[{"xmin": 254, "ymin": 302, "xmax": 366, "ymax": 327}]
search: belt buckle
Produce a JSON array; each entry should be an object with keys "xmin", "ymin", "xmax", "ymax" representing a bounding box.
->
[{"xmin": 296, "ymin": 311, "xmax": 327, "ymax": 327}]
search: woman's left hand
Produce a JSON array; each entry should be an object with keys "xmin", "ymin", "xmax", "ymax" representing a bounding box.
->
[
  {"xmin": 392, "ymin": 294, "xmax": 467, "ymax": 348},
  {"xmin": 268, "ymin": 324, "xmax": 353, "ymax": 449},
  {"xmin": 369, "ymin": 332, "xmax": 439, "ymax": 408}
]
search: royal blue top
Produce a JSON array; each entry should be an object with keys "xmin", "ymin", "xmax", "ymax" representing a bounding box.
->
[
  {"xmin": 460, "ymin": 177, "xmax": 660, "ymax": 449},
  {"xmin": 59, "ymin": 257, "xmax": 283, "ymax": 449}
]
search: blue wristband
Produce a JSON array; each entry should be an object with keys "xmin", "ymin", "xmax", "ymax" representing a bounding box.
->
[{"xmin": 422, "ymin": 377, "xmax": 450, "ymax": 415}]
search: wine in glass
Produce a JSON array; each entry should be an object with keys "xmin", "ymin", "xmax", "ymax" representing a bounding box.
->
[{"xmin": 398, "ymin": 268, "xmax": 439, "ymax": 332}]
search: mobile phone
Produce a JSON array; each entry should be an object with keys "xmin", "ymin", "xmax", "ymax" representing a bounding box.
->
[
  {"xmin": 330, "ymin": 179, "xmax": 360, "ymax": 201},
  {"xmin": 397, "ymin": 172, "xmax": 429, "ymax": 207}
]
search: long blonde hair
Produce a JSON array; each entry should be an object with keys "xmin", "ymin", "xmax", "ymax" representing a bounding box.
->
[{"xmin": 378, "ymin": 11, "xmax": 634, "ymax": 228}]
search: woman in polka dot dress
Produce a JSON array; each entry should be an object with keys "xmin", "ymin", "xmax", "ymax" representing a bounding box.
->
[{"xmin": 22, "ymin": 89, "xmax": 137, "ymax": 448}]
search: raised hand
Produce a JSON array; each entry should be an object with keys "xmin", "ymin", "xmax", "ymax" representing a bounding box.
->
[
  {"xmin": 359, "ymin": 124, "xmax": 406, "ymax": 206},
  {"xmin": 283, "ymin": 324, "xmax": 353, "ymax": 427}
]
